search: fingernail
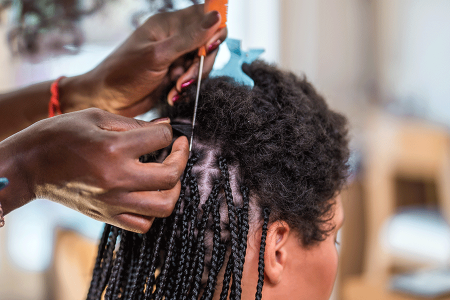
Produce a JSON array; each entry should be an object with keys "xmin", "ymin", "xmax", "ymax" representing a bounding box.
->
[
  {"xmin": 172, "ymin": 94, "xmax": 180, "ymax": 103},
  {"xmin": 201, "ymin": 11, "xmax": 220, "ymax": 29},
  {"xmin": 208, "ymin": 39, "xmax": 222, "ymax": 53},
  {"xmin": 151, "ymin": 117, "xmax": 170, "ymax": 124},
  {"xmin": 181, "ymin": 79, "xmax": 195, "ymax": 89}
]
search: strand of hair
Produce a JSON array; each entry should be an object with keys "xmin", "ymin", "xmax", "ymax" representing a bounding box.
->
[
  {"xmin": 189, "ymin": 181, "xmax": 220, "ymax": 300},
  {"xmin": 86, "ymin": 223, "xmax": 112, "ymax": 300},
  {"xmin": 255, "ymin": 207, "xmax": 270, "ymax": 300}
]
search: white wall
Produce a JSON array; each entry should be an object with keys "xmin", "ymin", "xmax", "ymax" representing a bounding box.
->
[{"xmin": 376, "ymin": 0, "xmax": 450, "ymax": 126}]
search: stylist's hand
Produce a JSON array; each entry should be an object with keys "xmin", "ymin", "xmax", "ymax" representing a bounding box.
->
[
  {"xmin": 61, "ymin": 4, "xmax": 227, "ymax": 117},
  {"xmin": 0, "ymin": 108, "xmax": 189, "ymax": 233}
]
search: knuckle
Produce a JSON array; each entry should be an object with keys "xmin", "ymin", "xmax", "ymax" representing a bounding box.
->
[
  {"xmin": 134, "ymin": 225, "xmax": 147, "ymax": 234},
  {"xmin": 157, "ymin": 124, "xmax": 173, "ymax": 145},
  {"xmin": 186, "ymin": 27, "xmax": 200, "ymax": 44},
  {"xmin": 160, "ymin": 199, "xmax": 177, "ymax": 217},
  {"xmin": 163, "ymin": 167, "xmax": 180, "ymax": 188},
  {"xmin": 97, "ymin": 171, "xmax": 115, "ymax": 190},
  {"xmin": 144, "ymin": 44, "xmax": 158, "ymax": 62},
  {"xmin": 101, "ymin": 136, "xmax": 121, "ymax": 157},
  {"xmin": 135, "ymin": 219, "xmax": 154, "ymax": 234},
  {"xmin": 86, "ymin": 107, "xmax": 106, "ymax": 120}
]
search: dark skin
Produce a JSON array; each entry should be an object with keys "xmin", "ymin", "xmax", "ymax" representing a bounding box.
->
[{"xmin": 0, "ymin": 5, "xmax": 227, "ymax": 233}]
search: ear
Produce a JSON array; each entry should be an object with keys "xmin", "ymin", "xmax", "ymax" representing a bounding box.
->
[{"xmin": 264, "ymin": 221, "xmax": 290, "ymax": 285}]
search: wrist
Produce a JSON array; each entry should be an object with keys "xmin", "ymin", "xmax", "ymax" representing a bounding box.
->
[
  {"xmin": 58, "ymin": 74, "xmax": 97, "ymax": 113},
  {"xmin": 0, "ymin": 137, "xmax": 35, "ymax": 215}
]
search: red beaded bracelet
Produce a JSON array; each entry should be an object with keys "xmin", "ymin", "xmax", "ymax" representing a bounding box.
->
[{"xmin": 48, "ymin": 76, "xmax": 66, "ymax": 118}]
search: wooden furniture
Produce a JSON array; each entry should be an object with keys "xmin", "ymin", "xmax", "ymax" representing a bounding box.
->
[
  {"xmin": 50, "ymin": 229, "xmax": 98, "ymax": 300},
  {"xmin": 342, "ymin": 111, "xmax": 450, "ymax": 300},
  {"xmin": 363, "ymin": 112, "xmax": 450, "ymax": 279},
  {"xmin": 343, "ymin": 276, "xmax": 450, "ymax": 300}
]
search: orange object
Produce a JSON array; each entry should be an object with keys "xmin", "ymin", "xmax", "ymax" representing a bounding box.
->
[
  {"xmin": 199, "ymin": 0, "xmax": 228, "ymax": 56},
  {"xmin": 49, "ymin": 76, "xmax": 66, "ymax": 118},
  {"xmin": 205, "ymin": 0, "xmax": 228, "ymax": 29}
]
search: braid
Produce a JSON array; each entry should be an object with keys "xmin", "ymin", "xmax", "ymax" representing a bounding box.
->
[
  {"xmin": 122, "ymin": 233, "xmax": 140, "ymax": 299},
  {"xmin": 171, "ymin": 190, "xmax": 193, "ymax": 300},
  {"xmin": 104, "ymin": 229, "xmax": 128, "ymax": 300},
  {"xmin": 239, "ymin": 186, "xmax": 250, "ymax": 274},
  {"xmin": 217, "ymin": 243, "xmax": 228, "ymax": 274},
  {"xmin": 255, "ymin": 207, "xmax": 271, "ymax": 300},
  {"xmin": 96, "ymin": 226, "xmax": 120, "ymax": 299},
  {"xmin": 160, "ymin": 155, "xmax": 195, "ymax": 300},
  {"xmin": 112, "ymin": 230, "xmax": 132, "ymax": 299},
  {"xmin": 126, "ymin": 234, "xmax": 148, "ymax": 300},
  {"xmin": 180, "ymin": 176, "xmax": 201, "ymax": 300},
  {"xmin": 154, "ymin": 189, "xmax": 184, "ymax": 300},
  {"xmin": 200, "ymin": 196, "xmax": 223, "ymax": 300},
  {"xmin": 87, "ymin": 224, "xmax": 112, "ymax": 300},
  {"xmin": 189, "ymin": 181, "xmax": 220, "ymax": 300},
  {"xmin": 219, "ymin": 157, "xmax": 242, "ymax": 300},
  {"xmin": 219, "ymin": 254, "xmax": 233, "ymax": 300},
  {"xmin": 143, "ymin": 218, "xmax": 167, "ymax": 299},
  {"xmin": 163, "ymin": 252, "xmax": 179, "ymax": 300}
]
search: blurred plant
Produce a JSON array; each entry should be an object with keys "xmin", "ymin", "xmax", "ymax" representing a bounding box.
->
[{"xmin": 0, "ymin": 0, "xmax": 198, "ymax": 56}]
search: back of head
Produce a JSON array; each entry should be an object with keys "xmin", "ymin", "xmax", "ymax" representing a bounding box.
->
[{"xmin": 87, "ymin": 61, "xmax": 349, "ymax": 300}]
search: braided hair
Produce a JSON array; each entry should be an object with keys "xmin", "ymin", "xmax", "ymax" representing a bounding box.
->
[{"xmin": 87, "ymin": 61, "xmax": 349, "ymax": 300}]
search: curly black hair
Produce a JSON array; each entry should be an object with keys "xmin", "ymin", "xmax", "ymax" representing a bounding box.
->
[
  {"xmin": 87, "ymin": 61, "xmax": 349, "ymax": 300},
  {"xmin": 166, "ymin": 60, "xmax": 349, "ymax": 244}
]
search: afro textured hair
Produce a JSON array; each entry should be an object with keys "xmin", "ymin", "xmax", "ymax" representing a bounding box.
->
[{"xmin": 164, "ymin": 60, "xmax": 350, "ymax": 245}]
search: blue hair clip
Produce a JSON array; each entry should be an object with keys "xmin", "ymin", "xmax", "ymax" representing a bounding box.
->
[{"xmin": 210, "ymin": 38, "xmax": 264, "ymax": 87}]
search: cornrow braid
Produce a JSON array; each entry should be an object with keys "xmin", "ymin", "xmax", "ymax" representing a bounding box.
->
[{"xmin": 255, "ymin": 207, "xmax": 271, "ymax": 300}]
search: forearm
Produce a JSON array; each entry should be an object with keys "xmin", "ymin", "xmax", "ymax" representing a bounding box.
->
[
  {"xmin": 0, "ymin": 136, "xmax": 33, "ymax": 215},
  {"xmin": 0, "ymin": 81, "xmax": 51, "ymax": 141},
  {"xmin": 0, "ymin": 75, "xmax": 94, "ymax": 141}
]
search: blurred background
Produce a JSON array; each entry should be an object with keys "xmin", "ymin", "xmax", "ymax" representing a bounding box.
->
[{"xmin": 1, "ymin": 0, "xmax": 450, "ymax": 299}]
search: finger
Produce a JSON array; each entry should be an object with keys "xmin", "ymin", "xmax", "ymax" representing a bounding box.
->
[
  {"xmin": 119, "ymin": 181, "xmax": 181, "ymax": 218},
  {"xmin": 205, "ymin": 26, "xmax": 228, "ymax": 54},
  {"xmin": 118, "ymin": 123, "xmax": 174, "ymax": 157},
  {"xmin": 125, "ymin": 136, "xmax": 189, "ymax": 191},
  {"xmin": 89, "ymin": 108, "xmax": 170, "ymax": 132},
  {"xmin": 112, "ymin": 213, "xmax": 155, "ymax": 233},
  {"xmin": 154, "ymin": 11, "xmax": 222, "ymax": 68},
  {"xmin": 174, "ymin": 27, "xmax": 227, "ymax": 92},
  {"xmin": 167, "ymin": 87, "xmax": 180, "ymax": 106}
]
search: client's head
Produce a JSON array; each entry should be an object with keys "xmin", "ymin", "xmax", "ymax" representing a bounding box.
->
[{"xmin": 87, "ymin": 61, "xmax": 349, "ymax": 300}]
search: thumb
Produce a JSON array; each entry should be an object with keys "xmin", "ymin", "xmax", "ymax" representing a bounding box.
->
[{"xmin": 156, "ymin": 11, "xmax": 221, "ymax": 67}]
